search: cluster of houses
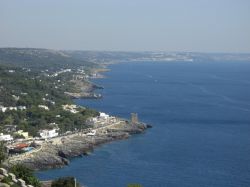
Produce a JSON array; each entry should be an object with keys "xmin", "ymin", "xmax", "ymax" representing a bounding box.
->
[
  {"xmin": 87, "ymin": 112, "xmax": 117, "ymax": 127},
  {"xmin": 50, "ymin": 68, "xmax": 72, "ymax": 77},
  {"xmin": 0, "ymin": 130, "xmax": 29, "ymax": 142},
  {"xmin": 1, "ymin": 126, "xmax": 60, "ymax": 155},
  {"xmin": 0, "ymin": 104, "xmax": 55, "ymax": 112},
  {"xmin": 0, "ymin": 123, "xmax": 60, "ymax": 142},
  {"xmin": 0, "ymin": 126, "xmax": 60, "ymax": 156},
  {"xmin": 1, "ymin": 111, "xmax": 115, "ymax": 142},
  {"xmin": 0, "ymin": 102, "xmax": 118, "ymax": 156},
  {"xmin": 0, "ymin": 105, "xmax": 27, "ymax": 113}
]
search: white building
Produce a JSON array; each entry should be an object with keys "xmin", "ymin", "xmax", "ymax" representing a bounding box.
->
[
  {"xmin": 86, "ymin": 130, "xmax": 96, "ymax": 136},
  {"xmin": 0, "ymin": 133, "xmax": 13, "ymax": 141},
  {"xmin": 17, "ymin": 106, "xmax": 26, "ymax": 110},
  {"xmin": 86, "ymin": 112, "xmax": 117, "ymax": 127},
  {"xmin": 9, "ymin": 107, "xmax": 17, "ymax": 111},
  {"xmin": 38, "ymin": 105, "xmax": 49, "ymax": 110},
  {"xmin": 39, "ymin": 129, "xmax": 58, "ymax": 139},
  {"xmin": 0, "ymin": 106, "xmax": 7, "ymax": 113},
  {"xmin": 99, "ymin": 112, "xmax": 109, "ymax": 120},
  {"xmin": 0, "ymin": 106, "xmax": 26, "ymax": 112}
]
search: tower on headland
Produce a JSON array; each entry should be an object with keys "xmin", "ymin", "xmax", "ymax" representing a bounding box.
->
[{"xmin": 131, "ymin": 113, "xmax": 139, "ymax": 124}]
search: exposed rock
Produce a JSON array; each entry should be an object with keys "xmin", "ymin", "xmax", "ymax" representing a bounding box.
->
[
  {"xmin": 146, "ymin": 124, "xmax": 153, "ymax": 128},
  {"xmin": 7, "ymin": 122, "xmax": 151, "ymax": 171}
]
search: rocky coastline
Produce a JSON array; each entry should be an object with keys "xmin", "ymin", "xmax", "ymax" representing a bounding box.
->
[
  {"xmin": 4, "ymin": 68, "xmax": 151, "ymax": 171},
  {"xmin": 6, "ymin": 122, "xmax": 149, "ymax": 171},
  {"xmin": 65, "ymin": 79, "xmax": 103, "ymax": 99}
]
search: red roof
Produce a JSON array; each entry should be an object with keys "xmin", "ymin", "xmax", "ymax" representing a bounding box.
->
[{"xmin": 15, "ymin": 143, "xmax": 28, "ymax": 149}]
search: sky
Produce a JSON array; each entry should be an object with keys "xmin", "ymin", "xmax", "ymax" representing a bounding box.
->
[{"xmin": 0, "ymin": 0, "xmax": 250, "ymax": 53}]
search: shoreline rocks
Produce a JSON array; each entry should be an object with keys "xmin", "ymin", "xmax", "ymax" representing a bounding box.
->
[{"xmin": 6, "ymin": 123, "xmax": 149, "ymax": 171}]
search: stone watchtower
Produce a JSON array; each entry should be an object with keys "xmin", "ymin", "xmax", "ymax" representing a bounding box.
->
[{"xmin": 131, "ymin": 113, "xmax": 139, "ymax": 124}]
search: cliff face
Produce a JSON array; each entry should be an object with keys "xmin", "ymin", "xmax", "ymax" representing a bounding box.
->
[{"xmin": 7, "ymin": 123, "xmax": 148, "ymax": 171}]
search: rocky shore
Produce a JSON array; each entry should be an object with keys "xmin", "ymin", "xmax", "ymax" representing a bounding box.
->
[
  {"xmin": 4, "ymin": 68, "xmax": 152, "ymax": 172},
  {"xmin": 65, "ymin": 79, "xmax": 103, "ymax": 99},
  {"xmin": 6, "ymin": 122, "xmax": 149, "ymax": 171}
]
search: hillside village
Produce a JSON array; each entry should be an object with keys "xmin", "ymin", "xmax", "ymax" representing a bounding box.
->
[
  {"xmin": 1, "ymin": 108, "xmax": 122, "ymax": 157},
  {"xmin": 0, "ymin": 49, "xmax": 104, "ymax": 154}
]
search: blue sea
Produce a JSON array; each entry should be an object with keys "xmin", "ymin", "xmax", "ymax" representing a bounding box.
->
[{"xmin": 37, "ymin": 61, "xmax": 250, "ymax": 187}]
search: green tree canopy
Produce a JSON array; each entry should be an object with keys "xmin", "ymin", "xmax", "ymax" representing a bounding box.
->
[
  {"xmin": 10, "ymin": 164, "xmax": 41, "ymax": 187},
  {"xmin": 0, "ymin": 141, "xmax": 7, "ymax": 164},
  {"xmin": 51, "ymin": 177, "xmax": 80, "ymax": 187}
]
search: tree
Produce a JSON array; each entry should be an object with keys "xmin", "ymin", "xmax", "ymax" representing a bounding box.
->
[
  {"xmin": 51, "ymin": 177, "xmax": 80, "ymax": 187},
  {"xmin": 10, "ymin": 164, "xmax": 41, "ymax": 187},
  {"xmin": 3, "ymin": 115, "xmax": 14, "ymax": 125},
  {"xmin": 0, "ymin": 141, "xmax": 7, "ymax": 164}
]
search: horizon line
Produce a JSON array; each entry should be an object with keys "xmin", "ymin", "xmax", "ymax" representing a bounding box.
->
[{"xmin": 0, "ymin": 46, "xmax": 250, "ymax": 55}]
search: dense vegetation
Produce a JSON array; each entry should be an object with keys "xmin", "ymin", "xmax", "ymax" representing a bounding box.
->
[
  {"xmin": 0, "ymin": 48, "xmax": 97, "ymax": 71},
  {"xmin": 51, "ymin": 177, "xmax": 80, "ymax": 187},
  {"xmin": 10, "ymin": 164, "xmax": 41, "ymax": 187},
  {"xmin": 0, "ymin": 48, "xmax": 99, "ymax": 137},
  {"xmin": 0, "ymin": 142, "xmax": 6, "ymax": 164}
]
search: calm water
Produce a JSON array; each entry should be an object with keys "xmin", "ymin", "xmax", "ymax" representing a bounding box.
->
[{"xmin": 37, "ymin": 61, "xmax": 250, "ymax": 187}]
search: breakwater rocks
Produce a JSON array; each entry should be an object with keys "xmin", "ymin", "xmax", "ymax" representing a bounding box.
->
[{"xmin": 7, "ymin": 123, "xmax": 149, "ymax": 171}]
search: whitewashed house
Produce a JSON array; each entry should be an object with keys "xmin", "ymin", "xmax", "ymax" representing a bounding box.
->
[
  {"xmin": 17, "ymin": 106, "xmax": 27, "ymax": 110},
  {"xmin": 9, "ymin": 107, "xmax": 17, "ymax": 111},
  {"xmin": 0, "ymin": 106, "xmax": 7, "ymax": 112},
  {"xmin": 0, "ymin": 133, "xmax": 13, "ymax": 141},
  {"xmin": 38, "ymin": 105, "xmax": 49, "ymax": 110},
  {"xmin": 99, "ymin": 112, "xmax": 109, "ymax": 120},
  {"xmin": 39, "ymin": 129, "xmax": 58, "ymax": 139}
]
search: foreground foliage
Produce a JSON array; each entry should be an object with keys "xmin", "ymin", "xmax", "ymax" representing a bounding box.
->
[
  {"xmin": 10, "ymin": 164, "xmax": 41, "ymax": 187},
  {"xmin": 51, "ymin": 177, "xmax": 80, "ymax": 187}
]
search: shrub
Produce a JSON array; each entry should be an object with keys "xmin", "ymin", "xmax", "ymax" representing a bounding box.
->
[
  {"xmin": 10, "ymin": 164, "xmax": 41, "ymax": 187},
  {"xmin": 51, "ymin": 177, "xmax": 80, "ymax": 187}
]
